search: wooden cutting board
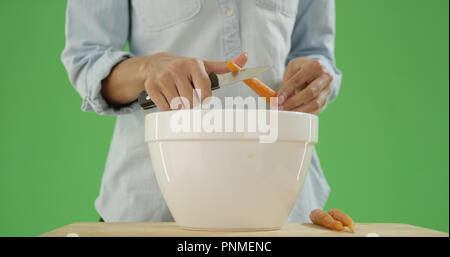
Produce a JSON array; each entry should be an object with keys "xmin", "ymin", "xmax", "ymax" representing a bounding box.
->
[{"xmin": 41, "ymin": 222, "xmax": 448, "ymax": 237}]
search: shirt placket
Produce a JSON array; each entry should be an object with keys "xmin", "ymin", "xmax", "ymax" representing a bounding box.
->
[{"xmin": 217, "ymin": 0, "xmax": 242, "ymax": 60}]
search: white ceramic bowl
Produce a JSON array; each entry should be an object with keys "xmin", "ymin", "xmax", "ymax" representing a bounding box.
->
[{"xmin": 145, "ymin": 109, "xmax": 318, "ymax": 231}]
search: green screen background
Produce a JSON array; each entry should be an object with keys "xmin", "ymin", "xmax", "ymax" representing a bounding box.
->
[{"xmin": 0, "ymin": 0, "xmax": 448, "ymax": 236}]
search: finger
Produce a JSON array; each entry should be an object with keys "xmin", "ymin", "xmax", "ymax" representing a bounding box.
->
[
  {"xmin": 158, "ymin": 75, "xmax": 182, "ymax": 110},
  {"xmin": 232, "ymin": 52, "xmax": 248, "ymax": 68},
  {"xmin": 144, "ymin": 79, "xmax": 170, "ymax": 111},
  {"xmin": 291, "ymin": 85, "xmax": 331, "ymax": 114},
  {"xmin": 278, "ymin": 59, "xmax": 323, "ymax": 104},
  {"xmin": 281, "ymin": 72, "xmax": 332, "ymax": 111},
  {"xmin": 189, "ymin": 59, "xmax": 212, "ymax": 103},
  {"xmin": 283, "ymin": 59, "xmax": 298, "ymax": 82},
  {"xmin": 173, "ymin": 75, "xmax": 195, "ymax": 109},
  {"xmin": 203, "ymin": 52, "xmax": 248, "ymax": 74}
]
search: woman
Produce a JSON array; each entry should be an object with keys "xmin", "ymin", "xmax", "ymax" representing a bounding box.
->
[{"xmin": 61, "ymin": 0, "xmax": 342, "ymax": 222}]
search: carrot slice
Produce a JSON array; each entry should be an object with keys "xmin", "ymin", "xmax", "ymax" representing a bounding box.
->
[
  {"xmin": 310, "ymin": 209, "xmax": 344, "ymax": 232},
  {"xmin": 226, "ymin": 61, "xmax": 277, "ymax": 103},
  {"xmin": 226, "ymin": 61, "xmax": 242, "ymax": 71},
  {"xmin": 328, "ymin": 209, "xmax": 355, "ymax": 233}
]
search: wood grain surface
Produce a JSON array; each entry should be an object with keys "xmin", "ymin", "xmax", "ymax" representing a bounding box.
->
[{"xmin": 40, "ymin": 222, "xmax": 449, "ymax": 237}]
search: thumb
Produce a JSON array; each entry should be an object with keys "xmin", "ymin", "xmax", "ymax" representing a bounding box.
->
[{"xmin": 204, "ymin": 52, "xmax": 248, "ymax": 74}]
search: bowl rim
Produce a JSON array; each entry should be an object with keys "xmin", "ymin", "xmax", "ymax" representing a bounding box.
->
[{"xmin": 145, "ymin": 109, "xmax": 318, "ymax": 143}]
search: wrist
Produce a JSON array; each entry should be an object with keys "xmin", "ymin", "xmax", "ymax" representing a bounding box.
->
[
  {"xmin": 136, "ymin": 55, "xmax": 152, "ymax": 87},
  {"xmin": 101, "ymin": 56, "xmax": 149, "ymax": 105}
]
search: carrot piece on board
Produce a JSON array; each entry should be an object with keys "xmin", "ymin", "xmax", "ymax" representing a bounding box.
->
[
  {"xmin": 226, "ymin": 61, "xmax": 277, "ymax": 103},
  {"xmin": 328, "ymin": 209, "xmax": 355, "ymax": 233},
  {"xmin": 310, "ymin": 209, "xmax": 344, "ymax": 232}
]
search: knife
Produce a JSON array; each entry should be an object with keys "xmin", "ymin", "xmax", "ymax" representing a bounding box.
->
[{"xmin": 138, "ymin": 66, "xmax": 271, "ymax": 110}]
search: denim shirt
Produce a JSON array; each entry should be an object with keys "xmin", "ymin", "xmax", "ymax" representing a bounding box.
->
[{"xmin": 61, "ymin": 0, "xmax": 342, "ymax": 222}]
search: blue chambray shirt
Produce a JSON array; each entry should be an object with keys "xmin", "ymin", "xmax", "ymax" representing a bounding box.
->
[{"xmin": 62, "ymin": 0, "xmax": 342, "ymax": 222}]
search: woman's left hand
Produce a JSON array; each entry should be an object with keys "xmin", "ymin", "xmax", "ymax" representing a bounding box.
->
[{"xmin": 277, "ymin": 57, "xmax": 333, "ymax": 114}]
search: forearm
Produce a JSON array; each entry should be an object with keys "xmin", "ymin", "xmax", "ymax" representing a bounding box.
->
[
  {"xmin": 100, "ymin": 52, "xmax": 248, "ymax": 111},
  {"xmin": 101, "ymin": 56, "xmax": 147, "ymax": 105}
]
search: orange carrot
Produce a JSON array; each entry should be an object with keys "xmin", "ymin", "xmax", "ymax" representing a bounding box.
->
[
  {"xmin": 310, "ymin": 209, "xmax": 344, "ymax": 232},
  {"xmin": 226, "ymin": 61, "xmax": 242, "ymax": 72},
  {"xmin": 226, "ymin": 61, "xmax": 277, "ymax": 103},
  {"xmin": 328, "ymin": 209, "xmax": 355, "ymax": 233}
]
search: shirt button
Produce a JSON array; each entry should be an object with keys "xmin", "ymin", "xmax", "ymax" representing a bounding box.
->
[{"xmin": 226, "ymin": 9, "xmax": 233, "ymax": 17}]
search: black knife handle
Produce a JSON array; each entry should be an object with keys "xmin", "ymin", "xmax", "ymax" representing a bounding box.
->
[
  {"xmin": 138, "ymin": 90, "xmax": 156, "ymax": 109},
  {"xmin": 209, "ymin": 72, "xmax": 220, "ymax": 90},
  {"xmin": 138, "ymin": 72, "xmax": 220, "ymax": 110}
]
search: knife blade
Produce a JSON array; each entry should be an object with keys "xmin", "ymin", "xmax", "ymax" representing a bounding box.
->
[
  {"xmin": 138, "ymin": 66, "xmax": 271, "ymax": 110},
  {"xmin": 213, "ymin": 66, "xmax": 271, "ymax": 88}
]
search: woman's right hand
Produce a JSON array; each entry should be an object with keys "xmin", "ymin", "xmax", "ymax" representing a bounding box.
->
[{"xmin": 101, "ymin": 52, "xmax": 248, "ymax": 111}]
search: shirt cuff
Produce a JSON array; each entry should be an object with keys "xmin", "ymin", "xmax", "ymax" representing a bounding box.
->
[{"xmin": 82, "ymin": 48, "xmax": 141, "ymax": 116}]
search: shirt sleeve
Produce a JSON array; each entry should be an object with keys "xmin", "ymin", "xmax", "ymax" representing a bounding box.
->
[
  {"xmin": 61, "ymin": 0, "xmax": 140, "ymax": 116},
  {"xmin": 287, "ymin": 0, "xmax": 342, "ymax": 104}
]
